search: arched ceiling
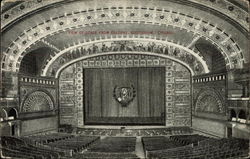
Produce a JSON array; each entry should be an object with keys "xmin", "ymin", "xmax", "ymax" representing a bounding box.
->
[{"xmin": 1, "ymin": 0, "xmax": 249, "ymax": 77}]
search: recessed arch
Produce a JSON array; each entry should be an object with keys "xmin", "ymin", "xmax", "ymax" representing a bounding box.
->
[{"xmin": 19, "ymin": 47, "xmax": 54, "ymax": 76}]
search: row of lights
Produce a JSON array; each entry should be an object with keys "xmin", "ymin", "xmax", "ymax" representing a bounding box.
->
[
  {"xmin": 20, "ymin": 77, "xmax": 55, "ymax": 85},
  {"xmin": 3, "ymin": 0, "xmax": 248, "ymax": 23},
  {"xmin": 193, "ymin": 74, "xmax": 226, "ymax": 83}
]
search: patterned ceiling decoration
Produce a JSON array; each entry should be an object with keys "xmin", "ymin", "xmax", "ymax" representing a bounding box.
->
[
  {"xmin": 1, "ymin": 6, "xmax": 245, "ymax": 73},
  {"xmin": 1, "ymin": 0, "xmax": 248, "ymax": 31},
  {"xmin": 195, "ymin": 89, "xmax": 225, "ymax": 114},
  {"xmin": 22, "ymin": 91, "xmax": 54, "ymax": 112},
  {"xmin": 43, "ymin": 39, "xmax": 208, "ymax": 77}
]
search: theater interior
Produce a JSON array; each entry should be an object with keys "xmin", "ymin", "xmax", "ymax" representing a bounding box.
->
[{"xmin": 0, "ymin": 0, "xmax": 249, "ymax": 158}]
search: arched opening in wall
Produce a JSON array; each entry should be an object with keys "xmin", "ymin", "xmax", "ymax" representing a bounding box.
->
[
  {"xmin": 230, "ymin": 109, "xmax": 236, "ymax": 121},
  {"xmin": 238, "ymin": 110, "xmax": 247, "ymax": 119},
  {"xmin": 8, "ymin": 108, "xmax": 17, "ymax": 120},
  {"xmin": 195, "ymin": 38, "xmax": 226, "ymax": 73},
  {"xmin": 19, "ymin": 47, "xmax": 54, "ymax": 76}
]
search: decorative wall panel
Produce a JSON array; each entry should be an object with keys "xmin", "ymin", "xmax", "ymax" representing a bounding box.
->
[
  {"xmin": 166, "ymin": 62, "xmax": 191, "ymax": 126},
  {"xmin": 18, "ymin": 76, "xmax": 57, "ymax": 136},
  {"xmin": 59, "ymin": 65, "xmax": 76, "ymax": 125},
  {"xmin": 193, "ymin": 76, "xmax": 226, "ymax": 115},
  {"xmin": 19, "ymin": 76, "xmax": 57, "ymax": 113},
  {"xmin": 22, "ymin": 91, "xmax": 54, "ymax": 112}
]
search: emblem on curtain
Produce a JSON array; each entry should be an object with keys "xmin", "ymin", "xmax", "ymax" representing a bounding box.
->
[{"xmin": 113, "ymin": 85, "xmax": 136, "ymax": 107}]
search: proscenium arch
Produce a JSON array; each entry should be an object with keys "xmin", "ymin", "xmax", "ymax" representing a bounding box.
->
[
  {"xmin": 43, "ymin": 38, "xmax": 209, "ymax": 76},
  {"xmin": 55, "ymin": 52, "xmax": 195, "ymax": 78},
  {"xmin": 1, "ymin": 6, "xmax": 244, "ymax": 72}
]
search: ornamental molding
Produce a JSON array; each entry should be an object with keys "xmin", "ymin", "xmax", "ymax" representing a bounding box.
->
[
  {"xmin": 1, "ymin": 0, "xmax": 248, "ymax": 31},
  {"xmin": 1, "ymin": 6, "xmax": 245, "ymax": 73},
  {"xmin": 21, "ymin": 90, "xmax": 54, "ymax": 112},
  {"xmin": 195, "ymin": 88, "xmax": 225, "ymax": 114},
  {"xmin": 42, "ymin": 39, "xmax": 209, "ymax": 77}
]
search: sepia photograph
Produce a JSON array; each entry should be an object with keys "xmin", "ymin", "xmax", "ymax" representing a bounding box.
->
[{"xmin": 0, "ymin": 0, "xmax": 249, "ymax": 158}]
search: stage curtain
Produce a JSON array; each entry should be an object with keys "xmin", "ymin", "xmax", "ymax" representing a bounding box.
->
[
  {"xmin": 84, "ymin": 67, "xmax": 165, "ymax": 124},
  {"xmin": 137, "ymin": 68, "xmax": 165, "ymax": 117}
]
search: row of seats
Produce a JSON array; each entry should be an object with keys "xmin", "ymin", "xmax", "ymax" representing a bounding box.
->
[
  {"xmin": 147, "ymin": 136, "xmax": 249, "ymax": 159},
  {"xmin": 46, "ymin": 136, "xmax": 100, "ymax": 154},
  {"xmin": 21, "ymin": 133, "xmax": 74, "ymax": 144},
  {"xmin": 75, "ymin": 137, "xmax": 138, "ymax": 158},
  {"xmin": 77, "ymin": 127, "xmax": 192, "ymax": 136},
  {"xmin": 142, "ymin": 136, "xmax": 184, "ymax": 151},
  {"xmin": 1, "ymin": 136, "xmax": 66, "ymax": 159},
  {"xmin": 74, "ymin": 152, "xmax": 139, "ymax": 159},
  {"xmin": 87, "ymin": 137, "xmax": 136, "ymax": 153},
  {"xmin": 170, "ymin": 134, "xmax": 210, "ymax": 146}
]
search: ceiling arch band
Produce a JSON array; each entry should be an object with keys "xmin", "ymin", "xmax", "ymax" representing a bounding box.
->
[
  {"xmin": 1, "ymin": 6, "xmax": 244, "ymax": 73},
  {"xmin": 1, "ymin": 0, "xmax": 248, "ymax": 31}
]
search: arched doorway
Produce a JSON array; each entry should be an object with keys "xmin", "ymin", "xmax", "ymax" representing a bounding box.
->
[{"xmin": 8, "ymin": 108, "xmax": 17, "ymax": 120}]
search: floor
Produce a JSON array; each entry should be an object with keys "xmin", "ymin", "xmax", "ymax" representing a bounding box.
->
[{"xmin": 135, "ymin": 137, "xmax": 146, "ymax": 158}]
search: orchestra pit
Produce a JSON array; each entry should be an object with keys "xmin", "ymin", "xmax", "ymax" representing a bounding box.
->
[{"xmin": 0, "ymin": 0, "xmax": 249, "ymax": 158}]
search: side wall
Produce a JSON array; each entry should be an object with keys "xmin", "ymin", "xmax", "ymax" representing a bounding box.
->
[
  {"xmin": 192, "ymin": 74, "xmax": 227, "ymax": 138},
  {"xmin": 21, "ymin": 116, "xmax": 58, "ymax": 136},
  {"xmin": 192, "ymin": 116, "xmax": 227, "ymax": 137}
]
